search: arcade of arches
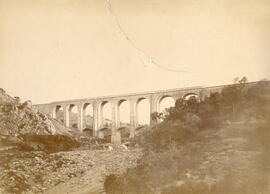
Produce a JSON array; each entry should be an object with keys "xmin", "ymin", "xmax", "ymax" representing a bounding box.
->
[{"xmin": 34, "ymin": 85, "xmax": 227, "ymax": 143}]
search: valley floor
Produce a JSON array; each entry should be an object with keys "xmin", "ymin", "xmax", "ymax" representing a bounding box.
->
[{"xmin": 0, "ymin": 147, "xmax": 142, "ymax": 194}]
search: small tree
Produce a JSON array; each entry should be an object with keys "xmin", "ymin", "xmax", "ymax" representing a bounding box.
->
[{"xmin": 221, "ymin": 76, "xmax": 248, "ymax": 117}]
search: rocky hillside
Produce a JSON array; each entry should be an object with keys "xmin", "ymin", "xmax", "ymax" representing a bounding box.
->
[
  {"xmin": 0, "ymin": 88, "xmax": 73, "ymax": 136},
  {"xmin": 0, "ymin": 89, "xmax": 55, "ymax": 136},
  {"xmin": 0, "ymin": 88, "xmax": 81, "ymax": 154}
]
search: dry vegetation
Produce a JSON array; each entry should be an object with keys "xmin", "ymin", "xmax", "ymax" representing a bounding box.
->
[{"xmin": 104, "ymin": 78, "xmax": 270, "ymax": 194}]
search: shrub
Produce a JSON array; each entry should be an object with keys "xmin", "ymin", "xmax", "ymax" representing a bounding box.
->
[{"xmin": 137, "ymin": 120, "xmax": 196, "ymax": 152}]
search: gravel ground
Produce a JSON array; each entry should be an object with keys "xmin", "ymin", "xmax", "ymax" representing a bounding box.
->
[{"xmin": 0, "ymin": 146, "xmax": 143, "ymax": 194}]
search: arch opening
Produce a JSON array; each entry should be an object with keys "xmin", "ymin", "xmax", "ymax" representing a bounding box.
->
[
  {"xmin": 83, "ymin": 103, "xmax": 94, "ymax": 130},
  {"xmin": 136, "ymin": 98, "xmax": 150, "ymax": 125},
  {"xmin": 98, "ymin": 127, "xmax": 112, "ymax": 143},
  {"xmin": 118, "ymin": 99, "xmax": 130, "ymax": 127},
  {"xmin": 158, "ymin": 96, "xmax": 175, "ymax": 120},
  {"xmin": 55, "ymin": 105, "xmax": 64, "ymax": 123},
  {"xmin": 118, "ymin": 126, "xmax": 130, "ymax": 141},
  {"xmin": 183, "ymin": 93, "xmax": 200, "ymax": 101},
  {"xmin": 69, "ymin": 104, "xmax": 79, "ymax": 129},
  {"xmin": 100, "ymin": 101, "xmax": 112, "ymax": 128}
]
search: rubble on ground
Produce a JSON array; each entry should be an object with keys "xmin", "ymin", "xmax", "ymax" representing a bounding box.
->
[{"xmin": 0, "ymin": 147, "xmax": 142, "ymax": 194}]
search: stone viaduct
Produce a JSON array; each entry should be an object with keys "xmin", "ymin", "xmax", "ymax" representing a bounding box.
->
[{"xmin": 33, "ymin": 84, "xmax": 228, "ymax": 143}]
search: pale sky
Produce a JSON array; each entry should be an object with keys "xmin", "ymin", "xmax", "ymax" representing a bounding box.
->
[{"xmin": 1, "ymin": 0, "xmax": 270, "ymax": 106}]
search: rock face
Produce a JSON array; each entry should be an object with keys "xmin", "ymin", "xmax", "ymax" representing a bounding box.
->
[
  {"xmin": 0, "ymin": 89, "xmax": 80, "ymax": 153},
  {"xmin": 0, "ymin": 88, "xmax": 56, "ymax": 136}
]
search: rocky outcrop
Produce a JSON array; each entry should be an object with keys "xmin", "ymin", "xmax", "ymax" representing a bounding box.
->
[
  {"xmin": 0, "ymin": 89, "xmax": 81, "ymax": 154},
  {"xmin": 0, "ymin": 101, "xmax": 56, "ymax": 136},
  {"xmin": 0, "ymin": 88, "xmax": 58, "ymax": 136}
]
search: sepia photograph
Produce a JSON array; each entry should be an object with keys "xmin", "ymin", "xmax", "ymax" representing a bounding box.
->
[{"xmin": 0, "ymin": 0, "xmax": 270, "ymax": 193}]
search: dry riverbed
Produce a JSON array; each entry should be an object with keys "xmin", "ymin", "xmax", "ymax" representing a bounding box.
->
[{"xmin": 0, "ymin": 146, "xmax": 143, "ymax": 194}]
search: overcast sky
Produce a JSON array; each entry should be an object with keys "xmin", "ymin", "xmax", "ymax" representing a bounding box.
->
[{"xmin": 1, "ymin": 0, "xmax": 270, "ymax": 104}]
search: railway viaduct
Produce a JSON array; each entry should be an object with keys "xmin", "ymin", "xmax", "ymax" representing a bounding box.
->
[{"xmin": 33, "ymin": 84, "xmax": 229, "ymax": 143}]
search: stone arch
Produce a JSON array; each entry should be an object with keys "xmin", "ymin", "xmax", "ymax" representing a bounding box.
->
[
  {"xmin": 82, "ymin": 127, "xmax": 94, "ymax": 137},
  {"xmin": 134, "ymin": 125, "xmax": 147, "ymax": 135},
  {"xmin": 117, "ymin": 126, "xmax": 130, "ymax": 142},
  {"xmin": 136, "ymin": 97, "xmax": 150, "ymax": 125},
  {"xmin": 68, "ymin": 104, "xmax": 79, "ymax": 129},
  {"xmin": 135, "ymin": 126, "xmax": 145, "ymax": 130},
  {"xmin": 83, "ymin": 102, "xmax": 94, "ymax": 129},
  {"xmin": 158, "ymin": 95, "xmax": 175, "ymax": 113},
  {"xmin": 99, "ymin": 127, "xmax": 112, "ymax": 142},
  {"xmin": 182, "ymin": 93, "xmax": 200, "ymax": 101},
  {"xmin": 117, "ymin": 99, "xmax": 130, "ymax": 126},
  {"xmin": 99, "ymin": 101, "xmax": 112, "ymax": 128},
  {"xmin": 54, "ymin": 105, "xmax": 64, "ymax": 123}
]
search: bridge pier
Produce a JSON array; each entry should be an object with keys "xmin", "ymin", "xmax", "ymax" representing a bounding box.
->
[
  {"xmin": 150, "ymin": 95, "xmax": 158, "ymax": 126},
  {"xmin": 77, "ymin": 104, "xmax": 83, "ymax": 131},
  {"xmin": 64, "ymin": 105, "xmax": 70, "ymax": 127},
  {"xmin": 93, "ymin": 102, "xmax": 99, "ymax": 137},
  {"xmin": 111, "ymin": 101, "xmax": 121, "ymax": 144},
  {"xmin": 129, "ymin": 99, "xmax": 136, "ymax": 138}
]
